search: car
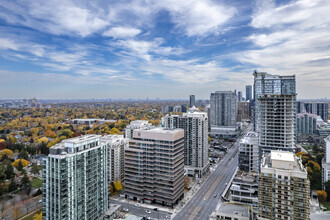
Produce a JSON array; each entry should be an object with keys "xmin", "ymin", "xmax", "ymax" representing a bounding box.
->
[
  {"xmin": 214, "ymin": 194, "xmax": 217, "ymax": 198},
  {"xmin": 119, "ymin": 194, "xmax": 125, "ymax": 198},
  {"xmin": 135, "ymin": 203, "xmax": 141, "ymax": 207},
  {"xmin": 225, "ymin": 182, "xmax": 228, "ymax": 186},
  {"xmin": 38, "ymin": 199, "xmax": 42, "ymax": 203},
  {"xmin": 123, "ymin": 208, "xmax": 129, "ymax": 212},
  {"xmin": 145, "ymin": 209, "xmax": 151, "ymax": 214}
]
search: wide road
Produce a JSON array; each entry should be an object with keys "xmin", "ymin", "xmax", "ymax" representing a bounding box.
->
[{"xmin": 173, "ymin": 127, "xmax": 250, "ymax": 220}]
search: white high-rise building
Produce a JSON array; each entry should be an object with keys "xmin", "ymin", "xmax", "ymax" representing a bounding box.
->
[
  {"xmin": 210, "ymin": 91, "xmax": 237, "ymax": 137},
  {"xmin": 238, "ymin": 132, "xmax": 259, "ymax": 172},
  {"xmin": 254, "ymin": 71, "xmax": 296, "ymax": 153},
  {"xmin": 124, "ymin": 120, "xmax": 153, "ymax": 139},
  {"xmin": 162, "ymin": 110, "xmax": 209, "ymax": 177},
  {"xmin": 322, "ymin": 135, "xmax": 330, "ymax": 189},
  {"xmin": 42, "ymin": 135, "xmax": 109, "ymax": 219},
  {"xmin": 101, "ymin": 135, "xmax": 128, "ymax": 183}
]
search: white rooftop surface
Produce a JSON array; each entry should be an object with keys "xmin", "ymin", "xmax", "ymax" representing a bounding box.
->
[
  {"xmin": 63, "ymin": 134, "xmax": 101, "ymax": 144},
  {"xmin": 271, "ymin": 151, "xmax": 294, "ymax": 162},
  {"xmin": 240, "ymin": 132, "xmax": 258, "ymax": 144}
]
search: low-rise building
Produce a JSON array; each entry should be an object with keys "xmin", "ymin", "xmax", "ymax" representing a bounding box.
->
[
  {"xmin": 238, "ymin": 132, "xmax": 258, "ymax": 172},
  {"xmin": 210, "ymin": 203, "xmax": 251, "ymax": 220}
]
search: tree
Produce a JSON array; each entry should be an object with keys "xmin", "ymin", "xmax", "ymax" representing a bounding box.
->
[
  {"xmin": 0, "ymin": 149, "xmax": 14, "ymax": 160},
  {"xmin": 184, "ymin": 176, "xmax": 191, "ymax": 190},
  {"xmin": 317, "ymin": 190, "xmax": 327, "ymax": 202},
  {"xmin": 12, "ymin": 207, "xmax": 22, "ymax": 219},
  {"xmin": 306, "ymin": 160, "xmax": 322, "ymax": 190},
  {"xmin": 114, "ymin": 180, "xmax": 123, "ymax": 191},
  {"xmin": 21, "ymin": 174, "xmax": 31, "ymax": 194},
  {"xmin": 12, "ymin": 159, "xmax": 30, "ymax": 170},
  {"xmin": 18, "ymin": 149, "xmax": 29, "ymax": 160},
  {"xmin": 31, "ymin": 163, "xmax": 40, "ymax": 176},
  {"xmin": 33, "ymin": 212, "xmax": 42, "ymax": 220},
  {"xmin": 110, "ymin": 127, "xmax": 121, "ymax": 135},
  {"xmin": 5, "ymin": 162, "xmax": 14, "ymax": 179},
  {"xmin": 8, "ymin": 179, "xmax": 17, "ymax": 192},
  {"xmin": 109, "ymin": 184, "xmax": 114, "ymax": 196},
  {"xmin": 37, "ymin": 137, "xmax": 49, "ymax": 144}
]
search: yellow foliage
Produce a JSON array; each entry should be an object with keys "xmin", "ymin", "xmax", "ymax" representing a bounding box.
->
[
  {"xmin": 0, "ymin": 149, "xmax": 14, "ymax": 159},
  {"xmin": 38, "ymin": 137, "xmax": 49, "ymax": 144},
  {"xmin": 114, "ymin": 180, "xmax": 123, "ymax": 191},
  {"xmin": 12, "ymin": 159, "xmax": 30, "ymax": 168},
  {"xmin": 317, "ymin": 190, "xmax": 327, "ymax": 202},
  {"xmin": 0, "ymin": 139, "xmax": 5, "ymax": 143},
  {"xmin": 110, "ymin": 127, "xmax": 121, "ymax": 135},
  {"xmin": 33, "ymin": 212, "xmax": 42, "ymax": 220}
]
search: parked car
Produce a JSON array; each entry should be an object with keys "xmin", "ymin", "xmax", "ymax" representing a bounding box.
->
[
  {"xmin": 145, "ymin": 209, "xmax": 151, "ymax": 214},
  {"xmin": 123, "ymin": 208, "xmax": 129, "ymax": 212},
  {"xmin": 135, "ymin": 203, "xmax": 141, "ymax": 207}
]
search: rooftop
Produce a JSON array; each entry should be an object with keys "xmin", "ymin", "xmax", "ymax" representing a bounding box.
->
[
  {"xmin": 270, "ymin": 151, "xmax": 294, "ymax": 162},
  {"xmin": 218, "ymin": 203, "xmax": 249, "ymax": 217}
]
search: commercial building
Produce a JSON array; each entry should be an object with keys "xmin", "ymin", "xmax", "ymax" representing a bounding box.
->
[
  {"xmin": 173, "ymin": 105, "xmax": 187, "ymax": 113},
  {"xmin": 124, "ymin": 128, "xmax": 185, "ymax": 207},
  {"xmin": 296, "ymin": 111, "xmax": 317, "ymax": 135},
  {"xmin": 189, "ymin": 95, "xmax": 195, "ymax": 108},
  {"xmin": 162, "ymin": 105, "xmax": 173, "ymax": 114},
  {"xmin": 254, "ymin": 71, "xmax": 296, "ymax": 153},
  {"xmin": 161, "ymin": 110, "xmax": 209, "ymax": 177},
  {"xmin": 101, "ymin": 135, "xmax": 127, "ymax": 183},
  {"xmin": 124, "ymin": 120, "xmax": 153, "ymax": 139},
  {"xmin": 230, "ymin": 171, "xmax": 258, "ymax": 209},
  {"xmin": 210, "ymin": 91, "xmax": 237, "ymax": 137},
  {"xmin": 42, "ymin": 135, "xmax": 109, "ymax": 219},
  {"xmin": 259, "ymin": 151, "xmax": 310, "ymax": 220},
  {"xmin": 246, "ymin": 85, "xmax": 252, "ymax": 101},
  {"xmin": 322, "ymin": 136, "xmax": 330, "ymax": 189},
  {"xmin": 297, "ymin": 101, "xmax": 328, "ymax": 122},
  {"xmin": 238, "ymin": 132, "xmax": 259, "ymax": 172}
]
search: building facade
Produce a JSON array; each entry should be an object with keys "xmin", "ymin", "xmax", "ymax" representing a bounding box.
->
[
  {"xmin": 42, "ymin": 135, "xmax": 109, "ymax": 220},
  {"xmin": 246, "ymin": 85, "xmax": 252, "ymax": 101},
  {"xmin": 296, "ymin": 111, "xmax": 317, "ymax": 135},
  {"xmin": 237, "ymin": 101, "xmax": 251, "ymax": 122},
  {"xmin": 259, "ymin": 151, "xmax": 310, "ymax": 220},
  {"xmin": 189, "ymin": 95, "xmax": 195, "ymax": 108},
  {"xmin": 101, "ymin": 135, "xmax": 127, "ymax": 183},
  {"xmin": 124, "ymin": 120, "xmax": 153, "ymax": 139},
  {"xmin": 124, "ymin": 128, "xmax": 184, "ymax": 207},
  {"xmin": 210, "ymin": 91, "xmax": 237, "ymax": 137},
  {"xmin": 161, "ymin": 110, "xmax": 209, "ymax": 177},
  {"xmin": 238, "ymin": 91, "xmax": 242, "ymax": 102},
  {"xmin": 254, "ymin": 71, "xmax": 296, "ymax": 153},
  {"xmin": 322, "ymin": 136, "xmax": 330, "ymax": 189},
  {"xmin": 297, "ymin": 101, "xmax": 328, "ymax": 122},
  {"xmin": 238, "ymin": 132, "xmax": 259, "ymax": 172}
]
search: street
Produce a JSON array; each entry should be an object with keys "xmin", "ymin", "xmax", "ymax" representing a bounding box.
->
[{"xmin": 172, "ymin": 126, "xmax": 250, "ymax": 220}]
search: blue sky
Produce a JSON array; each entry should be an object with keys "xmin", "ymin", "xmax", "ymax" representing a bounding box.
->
[{"xmin": 0, "ymin": 0, "xmax": 329, "ymax": 99}]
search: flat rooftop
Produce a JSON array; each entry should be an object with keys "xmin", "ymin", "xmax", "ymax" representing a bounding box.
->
[
  {"xmin": 218, "ymin": 203, "xmax": 249, "ymax": 217},
  {"xmin": 270, "ymin": 151, "xmax": 294, "ymax": 162}
]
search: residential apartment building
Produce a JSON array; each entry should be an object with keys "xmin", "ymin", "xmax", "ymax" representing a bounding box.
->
[
  {"xmin": 259, "ymin": 151, "xmax": 310, "ymax": 220},
  {"xmin": 238, "ymin": 91, "xmax": 242, "ymax": 102},
  {"xmin": 161, "ymin": 110, "xmax": 209, "ymax": 177},
  {"xmin": 101, "ymin": 135, "xmax": 127, "ymax": 183},
  {"xmin": 210, "ymin": 91, "xmax": 237, "ymax": 137},
  {"xmin": 237, "ymin": 101, "xmax": 251, "ymax": 122},
  {"xmin": 254, "ymin": 71, "xmax": 296, "ymax": 153},
  {"xmin": 238, "ymin": 132, "xmax": 259, "ymax": 172},
  {"xmin": 124, "ymin": 128, "xmax": 184, "ymax": 207},
  {"xmin": 42, "ymin": 135, "xmax": 109, "ymax": 220},
  {"xmin": 322, "ymin": 136, "xmax": 330, "ymax": 189},
  {"xmin": 124, "ymin": 120, "xmax": 153, "ymax": 139},
  {"xmin": 296, "ymin": 111, "xmax": 317, "ymax": 135}
]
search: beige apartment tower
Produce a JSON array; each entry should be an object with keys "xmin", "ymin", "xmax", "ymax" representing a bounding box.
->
[
  {"xmin": 124, "ymin": 128, "xmax": 185, "ymax": 207},
  {"xmin": 259, "ymin": 151, "xmax": 310, "ymax": 220}
]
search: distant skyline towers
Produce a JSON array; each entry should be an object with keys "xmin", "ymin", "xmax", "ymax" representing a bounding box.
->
[
  {"xmin": 246, "ymin": 85, "xmax": 252, "ymax": 101},
  {"xmin": 162, "ymin": 110, "xmax": 209, "ymax": 177},
  {"xmin": 238, "ymin": 91, "xmax": 242, "ymax": 102},
  {"xmin": 210, "ymin": 91, "xmax": 237, "ymax": 137},
  {"xmin": 254, "ymin": 71, "xmax": 296, "ymax": 153},
  {"xmin": 297, "ymin": 101, "xmax": 328, "ymax": 122},
  {"xmin": 189, "ymin": 95, "xmax": 195, "ymax": 108}
]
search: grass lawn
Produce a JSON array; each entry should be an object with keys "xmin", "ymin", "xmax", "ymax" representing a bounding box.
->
[
  {"xmin": 320, "ymin": 201, "xmax": 330, "ymax": 211},
  {"xmin": 31, "ymin": 177, "xmax": 42, "ymax": 188}
]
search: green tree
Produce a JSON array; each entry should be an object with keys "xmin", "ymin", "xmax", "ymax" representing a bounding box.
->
[
  {"xmin": 21, "ymin": 174, "xmax": 31, "ymax": 194},
  {"xmin": 17, "ymin": 159, "xmax": 23, "ymax": 171},
  {"xmin": 8, "ymin": 179, "xmax": 17, "ymax": 192},
  {"xmin": 324, "ymin": 180, "xmax": 330, "ymax": 202},
  {"xmin": 31, "ymin": 163, "xmax": 40, "ymax": 176},
  {"xmin": 5, "ymin": 162, "xmax": 14, "ymax": 179}
]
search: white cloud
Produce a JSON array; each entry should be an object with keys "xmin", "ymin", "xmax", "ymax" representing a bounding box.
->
[{"xmin": 103, "ymin": 27, "xmax": 141, "ymax": 38}]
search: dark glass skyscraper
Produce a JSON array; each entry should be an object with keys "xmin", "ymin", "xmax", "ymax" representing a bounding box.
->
[
  {"xmin": 246, "ymin": 85, "xmax": 252, "ymax": 101},
  {"xmin": 189, "ymin": 95, "xmax": 195, "ymax": 108}
]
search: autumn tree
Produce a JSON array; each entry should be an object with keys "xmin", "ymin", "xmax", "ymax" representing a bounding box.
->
[
  {"xmin": 317, "ymin": 190, "xmax": 327, "ymax": 202},
  {"xmin": 114, "ymin": 180, "xmax": 123, "ymax": 191},
  {"xmin": 12, "ymin": 159, "xmax": 30, "ymax": 170},
  {"xmin": 306, "ymin": 160, "xmax": 322, "ymax": 190},
  {"xmin": 0, "ymin": 149, "xmax": 14, "ymax": 160},
  {"xmin": 184, "ymin": 176, "xmax": 191, "ymax": 190},
  {"xmin": 37, "ymin": 137, "xmax": 49, "ymax": 144},
  {"xmin": 33, "ymin": 212, "xmax": 42, "ymax": 220},
  {"xmin": 110, "ymin": 128, "xmax": 121, "ymax": 135}
]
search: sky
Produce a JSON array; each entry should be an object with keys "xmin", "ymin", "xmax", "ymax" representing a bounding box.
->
[{"xmin": 0, "ymin": 0, "xmax": 329, "ymax": 99}]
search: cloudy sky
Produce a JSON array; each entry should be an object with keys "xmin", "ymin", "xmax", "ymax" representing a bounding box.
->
[{"xmin": 0, "ymin": 0, "xmax": 329, "ymax": 99}]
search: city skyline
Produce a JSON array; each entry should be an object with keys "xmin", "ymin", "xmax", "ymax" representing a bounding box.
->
[{"xmin": 0, "ymin": 0, "xmax": 330, "ymax": 99}]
